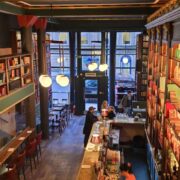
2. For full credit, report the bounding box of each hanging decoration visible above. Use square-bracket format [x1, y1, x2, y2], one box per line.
[56, 43, 70, 87]
[88, 40, 108, 72]
[99, 64, 108, 71]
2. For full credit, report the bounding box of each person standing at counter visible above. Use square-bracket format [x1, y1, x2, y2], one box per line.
[83, 106, 98, 148]
[101, 100, 109, 119]
[101, 100, 108, 110]
[107, 106, 116, 119]
[120, 90, 133, 116]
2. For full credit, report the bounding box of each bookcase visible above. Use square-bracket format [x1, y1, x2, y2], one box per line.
[0, 54, 33, 98]
[146, 22, 180, 179]
[136, 33, 149, 101]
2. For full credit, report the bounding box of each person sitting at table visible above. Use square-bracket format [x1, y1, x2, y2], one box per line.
[83, 106, 98, 148]
[107, 106, 116, 119]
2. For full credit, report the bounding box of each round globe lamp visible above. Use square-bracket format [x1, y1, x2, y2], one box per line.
[99, 64, 108, 72]
[39, 74, 52, 88]
[56, 74, 69, 87]
[122, 57, 129, 64]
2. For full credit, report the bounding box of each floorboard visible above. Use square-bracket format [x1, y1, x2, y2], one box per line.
[25, 115, 85, 180]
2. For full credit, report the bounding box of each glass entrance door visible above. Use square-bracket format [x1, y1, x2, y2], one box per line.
[84, 77, 108, 112]
[74, 76, 108, 114]
[84, 79, 98, 111]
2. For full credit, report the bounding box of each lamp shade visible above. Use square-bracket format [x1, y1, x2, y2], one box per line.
[56, 74, 69, 87]
[99, 64, 108, 71]
[88, 62, 98, 71]
[122, 57, 129, 64]
[88, 63, 95, 71]
[39, 74, 52, 88]
[92, 62, 98, 69]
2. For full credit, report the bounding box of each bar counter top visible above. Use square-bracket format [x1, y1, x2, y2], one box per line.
[0, 127, 34, 166]
[77, 116, 146, 179]
[77, 121, 104, 180]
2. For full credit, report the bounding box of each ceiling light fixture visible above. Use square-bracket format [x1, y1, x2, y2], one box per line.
[56, 42, 69, 87]
[39, 74, 52, 88]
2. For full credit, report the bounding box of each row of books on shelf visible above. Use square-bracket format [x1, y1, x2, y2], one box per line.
[0, 86, 6, 96]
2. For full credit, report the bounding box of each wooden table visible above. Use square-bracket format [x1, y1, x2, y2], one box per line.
[0, 127, 34, 166]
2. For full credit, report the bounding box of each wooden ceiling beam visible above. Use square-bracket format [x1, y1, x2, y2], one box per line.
[26, 7, 157, 17]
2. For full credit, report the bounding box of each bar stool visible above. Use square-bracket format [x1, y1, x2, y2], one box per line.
[25, 139, 37, 173]
[36, 131, 42, 157]
[10, 150, 26, 180]
[0, 164, 18, 180]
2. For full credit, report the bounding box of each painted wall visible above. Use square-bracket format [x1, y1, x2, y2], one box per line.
[0, 107, 16, 136]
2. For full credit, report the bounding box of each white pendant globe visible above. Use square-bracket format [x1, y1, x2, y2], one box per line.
[88, 63, 95, 71]
[56, 74, 63, 84]
[88, 62, 98, 71]
[39, 74, 52, 88]
[56, 74, 69, 87]
[99, 64, 108, 72]
[122, 57, 129, 64]
[92, 62, 98, 70]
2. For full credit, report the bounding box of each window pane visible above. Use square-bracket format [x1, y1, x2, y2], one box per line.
[50, 32, 70, 104]
[85, 80, 98, 95]
[81, 32, 101, 49]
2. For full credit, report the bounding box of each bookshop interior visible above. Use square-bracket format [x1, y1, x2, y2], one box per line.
[0, 0, 180, 180]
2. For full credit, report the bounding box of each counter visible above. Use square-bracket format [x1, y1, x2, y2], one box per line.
[111, 117, 146, 143]
[77, 121, 120, 180]
[77, 117, 146, 179]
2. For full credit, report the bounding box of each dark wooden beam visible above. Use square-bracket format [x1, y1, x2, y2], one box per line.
[69, 32, 76, 108]
[37, 29, 49, 139]
[27, 7, 157, 16]
[0, 2, 25, 15]
[46, 20, 146, 32]
[109, 32, 116, 106]
[77, 32, 81, 75]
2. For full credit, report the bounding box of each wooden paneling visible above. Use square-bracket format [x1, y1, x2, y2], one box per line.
[0, 83, 34, 114]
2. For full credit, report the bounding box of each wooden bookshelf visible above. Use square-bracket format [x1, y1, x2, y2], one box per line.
[136, 33, 149, 101]
[0, 54, 33, 98]
[146, 21, 180, 179]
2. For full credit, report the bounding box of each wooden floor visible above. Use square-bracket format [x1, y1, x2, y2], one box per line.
[25, 115, 85, 180]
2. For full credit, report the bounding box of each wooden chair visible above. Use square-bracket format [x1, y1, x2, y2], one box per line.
[11, 150, 26, 180]
[25, 139, 37, 173]
[36, 131, 42, 157]
[0, 164, 18, 180]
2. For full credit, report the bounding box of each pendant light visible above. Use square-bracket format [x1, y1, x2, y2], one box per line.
[99, 63, 108, 71]
[122, 32, 129, 64]
[39, 74, 52, 88]
[39, 35, 52, 88]
[88, 40, 108, 72]
[56, 43, 69, 87]
[122, 57, 129, 64]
